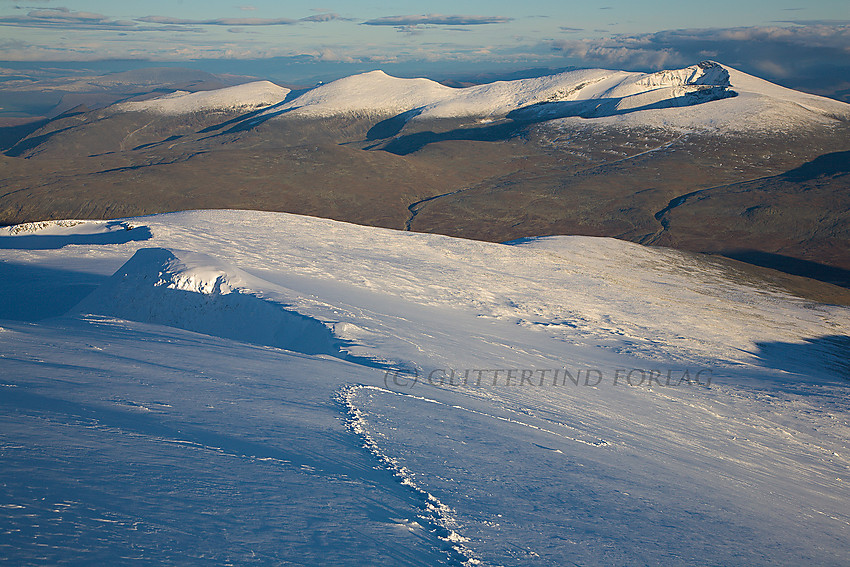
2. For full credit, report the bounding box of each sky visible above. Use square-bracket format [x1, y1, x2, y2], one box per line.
[0, 1, 848, 95]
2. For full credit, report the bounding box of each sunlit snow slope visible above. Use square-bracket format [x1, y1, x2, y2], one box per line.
[1, 210, 848, 566]
[115, 80, 290, 115]
[254, 61, 850, 132]
[104, 62, 850, 132]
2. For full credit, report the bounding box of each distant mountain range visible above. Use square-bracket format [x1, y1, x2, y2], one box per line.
[1, 61, 848, 288]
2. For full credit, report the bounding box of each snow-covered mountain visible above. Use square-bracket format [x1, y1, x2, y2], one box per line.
[3, 62, 849, 290]
[248, 61, 850, 132]
[115, 80, 290, 115]
[1, 210, 848, 565]
[107, 62, 850, 132]
[264, 63, 737, 119]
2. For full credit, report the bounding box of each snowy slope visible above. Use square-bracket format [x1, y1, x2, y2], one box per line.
[95, 62, 850, 132]
[1, 210, 849, 566]
[114, 80, 289, 115]
[274, 70, 456, 117]
[257, 61, 850, 132]
[2, 219, 136, 237]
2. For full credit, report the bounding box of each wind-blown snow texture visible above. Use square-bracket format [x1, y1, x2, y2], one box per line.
[1, 210, 849, 566]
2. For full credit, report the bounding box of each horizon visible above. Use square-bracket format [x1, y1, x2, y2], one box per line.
[1, 2, 849, 107]
[1, 55, 848, 121]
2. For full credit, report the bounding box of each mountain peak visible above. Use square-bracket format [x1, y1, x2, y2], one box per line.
[636, 61, 731, 89]
[81, 62, 850, 131]
[115, 80, 290, 115]
[252, 61, 850, 131]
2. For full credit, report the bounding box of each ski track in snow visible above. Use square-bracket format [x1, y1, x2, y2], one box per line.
[1, 210, 849, 565]
[337, 384, 480, 567]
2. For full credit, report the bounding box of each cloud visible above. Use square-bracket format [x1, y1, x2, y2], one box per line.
[551, 24, 850, 101]
[552, 24, 850, 69]
[2, 13, 846, 104]
[779, 19, 850, 26]
[137, 15, 298, 26]
[300, 13, 350, 23]
[314, 48, 356, 63]
[0, 7, 139, 30]
[363, 14, 513, 27]
[136, 13, 348, 26]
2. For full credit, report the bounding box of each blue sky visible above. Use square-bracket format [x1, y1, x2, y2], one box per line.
[0, 1, 848, 92]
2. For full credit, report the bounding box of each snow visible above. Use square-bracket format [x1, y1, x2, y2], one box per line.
[253, 61, 850, 132]
[114, 80, 289, 115]
[2, 219, 138, 237]
[71, 247, 353, 359]
[1, 209, 849, 565]
[99, 62, 850, 133]
[273, 70, 456, 117]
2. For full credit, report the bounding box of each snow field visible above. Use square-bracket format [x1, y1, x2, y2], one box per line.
[1, 210, 848, 565]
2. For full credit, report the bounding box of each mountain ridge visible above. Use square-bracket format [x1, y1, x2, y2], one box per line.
[1, 61, 848, 289]
[118, 61, 850, 132]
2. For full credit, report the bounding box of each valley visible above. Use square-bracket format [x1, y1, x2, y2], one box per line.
[2, 63, 848, 289]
